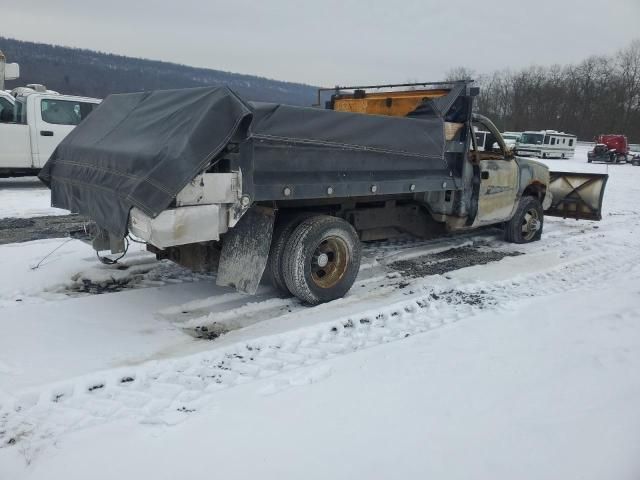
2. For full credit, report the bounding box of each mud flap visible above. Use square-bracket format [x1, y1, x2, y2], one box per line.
[216, 206, 275, 294]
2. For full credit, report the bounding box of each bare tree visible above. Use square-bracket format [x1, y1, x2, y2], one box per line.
[445, 39, 640, 141]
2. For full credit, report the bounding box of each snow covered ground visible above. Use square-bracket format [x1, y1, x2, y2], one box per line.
[0, 178, 69, 219]
[1, 145, 640, 479]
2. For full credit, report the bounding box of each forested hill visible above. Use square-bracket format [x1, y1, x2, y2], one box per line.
[0, 37, 317, 105]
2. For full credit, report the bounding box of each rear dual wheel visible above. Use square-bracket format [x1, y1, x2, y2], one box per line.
[267, 213, 311, 294]
[268, 215, 361, 305]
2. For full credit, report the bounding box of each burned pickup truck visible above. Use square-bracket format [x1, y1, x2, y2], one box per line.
[39, 81, 608, 304]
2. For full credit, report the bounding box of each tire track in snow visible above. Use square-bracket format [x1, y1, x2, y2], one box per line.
[2, 238, 640, 453]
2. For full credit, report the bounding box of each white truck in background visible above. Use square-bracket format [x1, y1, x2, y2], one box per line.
[0, 85, 101, 177]
[501, 131, 521, 149]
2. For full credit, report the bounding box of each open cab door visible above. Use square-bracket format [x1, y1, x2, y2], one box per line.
[546, 171, 608, 221]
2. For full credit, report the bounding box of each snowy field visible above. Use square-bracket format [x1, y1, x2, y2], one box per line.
[0, 178, 69, 219]
[1, 145, 640, 479]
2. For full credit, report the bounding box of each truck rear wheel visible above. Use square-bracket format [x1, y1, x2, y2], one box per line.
[283, 216, 361, 305]
[267, 213, 310, 294]
[504, 196, 544, 244]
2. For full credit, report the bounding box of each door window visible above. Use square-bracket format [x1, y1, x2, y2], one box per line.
[41, 99, 96, 125]
[0, 98, 14, 122]
[471, 120, 507, 159]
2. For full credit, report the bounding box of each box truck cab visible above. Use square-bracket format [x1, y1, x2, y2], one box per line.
[0, 87, 100, 177]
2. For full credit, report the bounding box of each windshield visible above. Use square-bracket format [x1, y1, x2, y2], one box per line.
[503, 134, 520, 141]
[518, 133, 544, 145]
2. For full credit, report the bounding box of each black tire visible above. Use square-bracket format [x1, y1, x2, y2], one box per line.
[267, 213, 311, 294]
[504, 196, 544, 244]
[283, 216, 361, 305]
[587, 157, 593, 163]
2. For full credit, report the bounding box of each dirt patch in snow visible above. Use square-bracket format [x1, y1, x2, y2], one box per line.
[423, 290, 495, 308]
[184, 324, 232, 340]
[0, 214, 90, 245]
[58, 261, 213, 296]
[390, 245, 523, 278]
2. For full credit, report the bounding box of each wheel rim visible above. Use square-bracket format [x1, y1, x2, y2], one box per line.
[310, 236, 349, 289]
[521, 208, 541, 241]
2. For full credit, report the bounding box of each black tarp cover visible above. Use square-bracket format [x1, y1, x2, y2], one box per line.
[40, 86, 449, 237]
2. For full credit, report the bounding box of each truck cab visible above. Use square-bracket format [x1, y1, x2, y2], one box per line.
[0, 87, 100, 177]
[588, 134, 629, 163]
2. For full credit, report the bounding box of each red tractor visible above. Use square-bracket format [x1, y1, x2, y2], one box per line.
[588, 134, 630, 163]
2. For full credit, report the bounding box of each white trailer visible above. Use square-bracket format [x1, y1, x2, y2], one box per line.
[0, 88, 100, 177]
[515, 130, 577, 159]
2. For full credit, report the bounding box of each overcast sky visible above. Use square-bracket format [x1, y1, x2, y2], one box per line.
[2, 0, 639, 86]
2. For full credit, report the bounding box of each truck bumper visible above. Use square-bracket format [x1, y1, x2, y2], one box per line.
[129, 205, 227, 248]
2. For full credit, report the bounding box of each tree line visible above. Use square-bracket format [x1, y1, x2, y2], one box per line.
[0, 37, 317, 106]
[447, 39, 640, 142]
[3, 36, 639, 141]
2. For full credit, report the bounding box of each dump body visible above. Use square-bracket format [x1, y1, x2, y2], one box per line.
[39, 85, 460, 237]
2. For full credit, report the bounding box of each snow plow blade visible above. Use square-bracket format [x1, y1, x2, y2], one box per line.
[546, 171, 608, 221]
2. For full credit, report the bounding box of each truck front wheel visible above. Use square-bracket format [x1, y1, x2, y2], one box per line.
[283, 216, 361, 305]
[504, 196, 544, 244]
